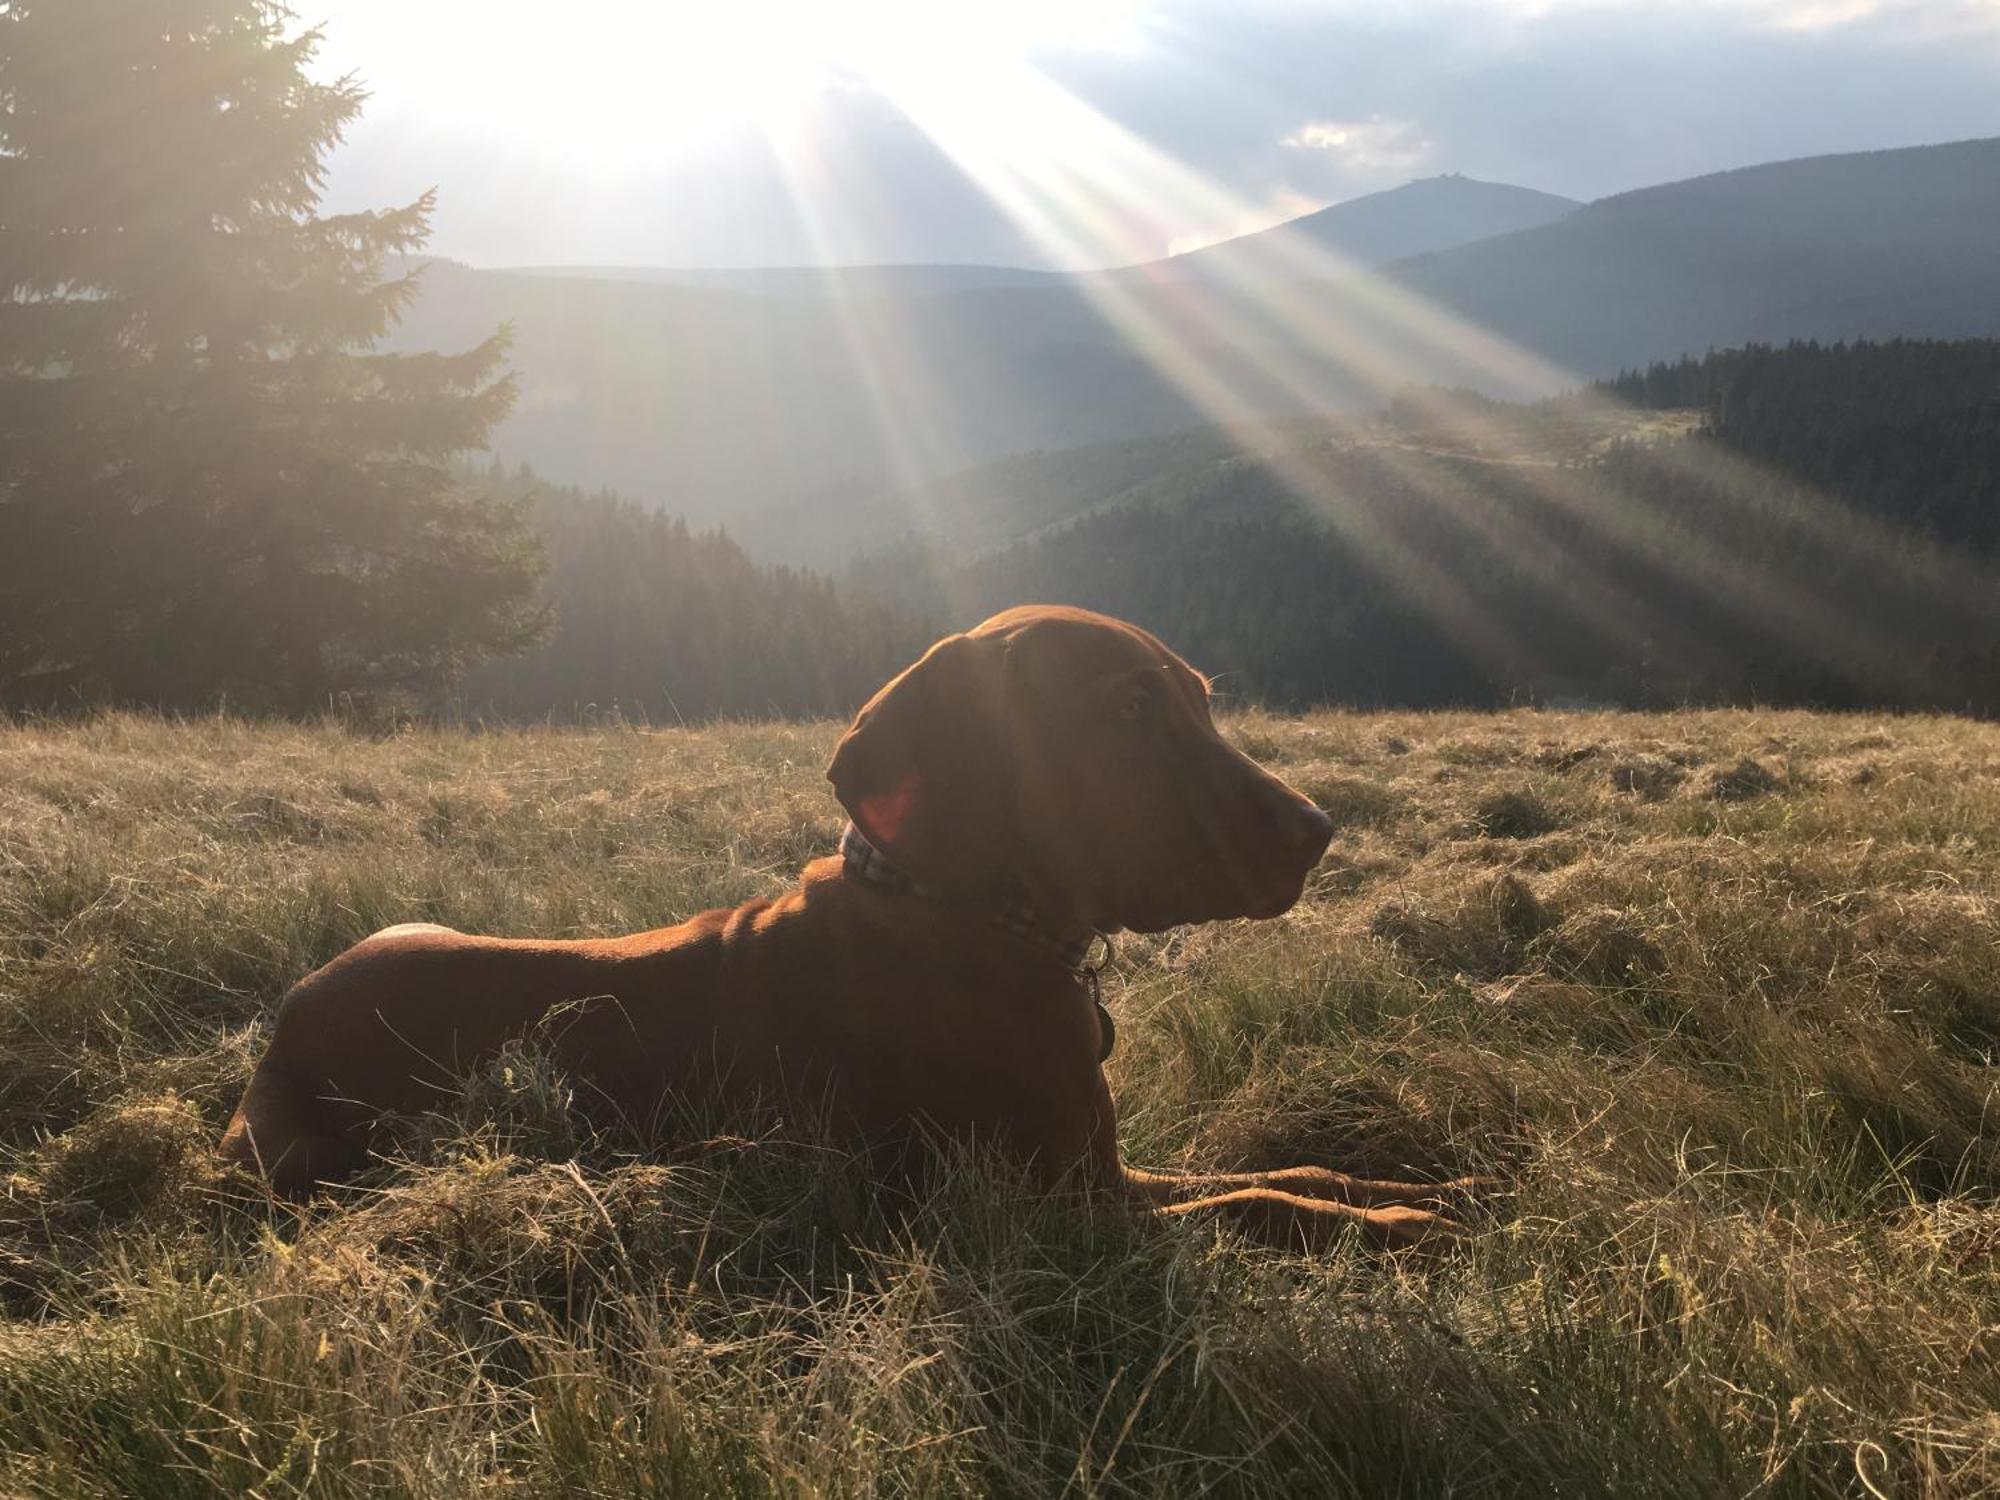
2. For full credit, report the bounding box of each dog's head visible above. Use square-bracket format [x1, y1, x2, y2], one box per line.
[828, 605, 1333, 934]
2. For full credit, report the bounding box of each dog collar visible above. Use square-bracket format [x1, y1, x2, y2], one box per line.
[838, 821, 1116, 1062]
[839, 822, 1104, 971]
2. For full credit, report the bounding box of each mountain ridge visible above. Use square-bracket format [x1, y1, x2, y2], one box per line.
[1387, 135, 2000, 371]
[381, 135, 2000, 536]
[1135, 174, 1579, 281]
[476, 173, 1577, 297]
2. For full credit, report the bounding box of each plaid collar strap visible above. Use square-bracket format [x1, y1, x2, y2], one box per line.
[839, 821, 1104, 974]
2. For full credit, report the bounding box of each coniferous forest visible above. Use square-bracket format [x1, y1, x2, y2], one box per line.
[456, 464, 931, 721]
[0, 0, 546, 715]
[819, 338, 2000, 715]
[414, 338, 2000, 724]
[1599, 339, 2000, 552]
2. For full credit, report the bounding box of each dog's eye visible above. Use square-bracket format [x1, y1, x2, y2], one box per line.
[1118, 690, 1149, 721]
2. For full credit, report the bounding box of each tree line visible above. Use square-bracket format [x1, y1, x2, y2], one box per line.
[455, 463, 929, 722]
[848, 340, 2000, 713]
[1601, 340, 2000, 552]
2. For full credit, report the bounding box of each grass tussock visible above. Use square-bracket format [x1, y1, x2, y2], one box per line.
[1, 707, 1998, 1496]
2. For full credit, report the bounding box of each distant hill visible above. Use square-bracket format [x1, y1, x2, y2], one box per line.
[501, 263, 1063, 298]
[389, 261, 1242, 528]
[1394, 137, 2000, 374]
[503, 176, 1576, 294]
[1136, 175, 1578, 281]
[385, 138, 2000, 536]
[833, 341, 2000, 712]
[731, 423, 1273, 566]
[770, 396, 1679, 569]
[410, 343, 2000, 717]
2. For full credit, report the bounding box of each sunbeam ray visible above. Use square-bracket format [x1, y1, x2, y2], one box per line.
[846, 44, 1997, 705]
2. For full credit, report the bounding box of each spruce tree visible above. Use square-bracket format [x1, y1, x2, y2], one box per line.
[0, 0, 546, 711]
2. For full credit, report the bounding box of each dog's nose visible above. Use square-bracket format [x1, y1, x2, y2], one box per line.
[1286, 800, 1335, 860]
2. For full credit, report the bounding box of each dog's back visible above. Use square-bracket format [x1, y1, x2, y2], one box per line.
[221, 857, 1109, 1194]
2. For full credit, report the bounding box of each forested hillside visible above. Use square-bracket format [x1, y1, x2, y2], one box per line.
[1601, 340, 2000, 550]
[735, 423, 1269, 566]
[386, 139, 2000, 531]
[386, 137, 2000, 536]
[473, 340, 1996, 720]
[837, 340, 2000, 712]
[458, 465, 930, 721]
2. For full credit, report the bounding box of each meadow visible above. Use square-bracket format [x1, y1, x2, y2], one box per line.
[0, 707, 1995, 1497]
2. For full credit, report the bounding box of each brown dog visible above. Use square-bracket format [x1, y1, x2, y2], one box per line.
[221, 605, 1465, 1247]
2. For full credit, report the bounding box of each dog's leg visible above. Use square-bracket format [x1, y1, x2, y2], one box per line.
[220, 1069, 368, 1199]
[1152, 1186, 1461, 1252]
[1123, 1164, 1485, 1212]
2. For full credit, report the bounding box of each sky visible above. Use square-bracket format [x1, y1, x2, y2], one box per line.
[310, 0, 2000, 271]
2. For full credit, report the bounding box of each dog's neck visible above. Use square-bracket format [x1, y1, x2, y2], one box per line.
[838, 821, 1103, 973]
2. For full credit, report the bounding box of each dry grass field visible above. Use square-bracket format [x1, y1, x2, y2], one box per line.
[1, 708, 1996, 1497]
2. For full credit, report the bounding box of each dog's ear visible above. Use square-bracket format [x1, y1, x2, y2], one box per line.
[828, 631, 1022, 905]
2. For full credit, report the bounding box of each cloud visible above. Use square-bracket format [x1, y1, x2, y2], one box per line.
[313, 0, 2000, 266]
[1750, 0, 2000, 38]
[1402, 0, 2000, 36]
[1282, 116, 1435, 174]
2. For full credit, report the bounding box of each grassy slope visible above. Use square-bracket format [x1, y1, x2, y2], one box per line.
[1, 710, 1996, 1497]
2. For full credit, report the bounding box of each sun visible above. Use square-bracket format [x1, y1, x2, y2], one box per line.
[317, 0, 1152, 165]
